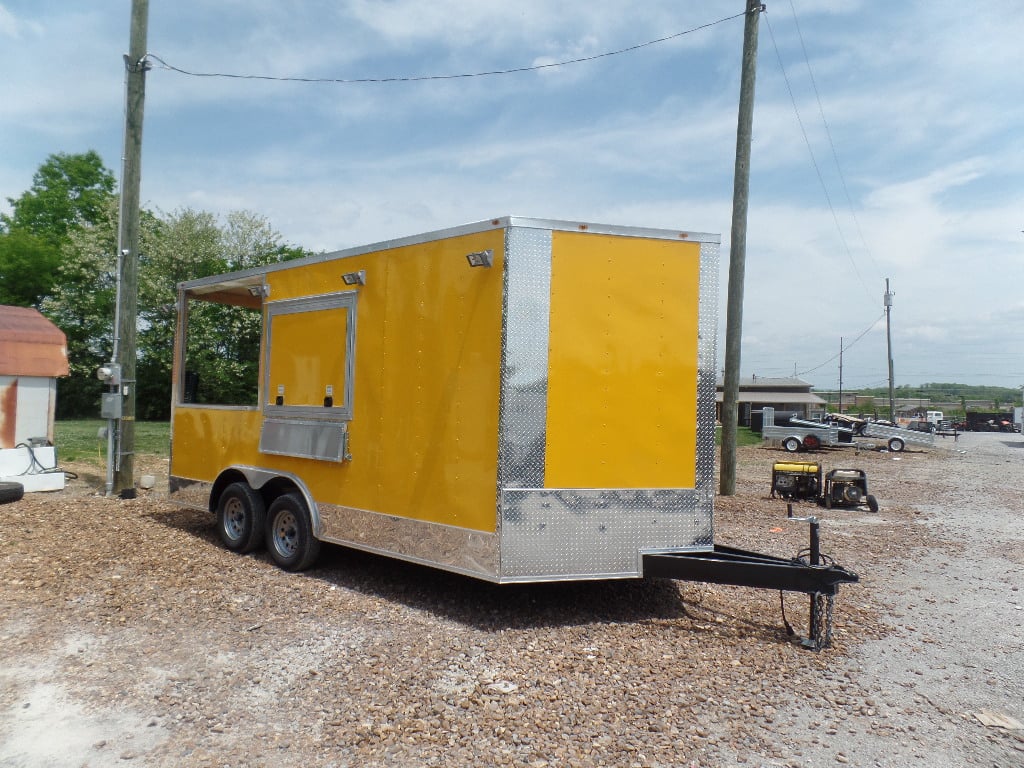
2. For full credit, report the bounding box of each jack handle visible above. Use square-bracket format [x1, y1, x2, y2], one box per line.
[787, 503, 821, 566]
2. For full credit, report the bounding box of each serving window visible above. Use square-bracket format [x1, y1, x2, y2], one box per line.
[263, 292, 358, 421]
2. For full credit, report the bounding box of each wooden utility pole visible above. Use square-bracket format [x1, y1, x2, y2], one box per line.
[838, 337, 844, 414]
[720, 0, 762, 496]
[884, 279, 895, 421]
[114, 0, 149, 495]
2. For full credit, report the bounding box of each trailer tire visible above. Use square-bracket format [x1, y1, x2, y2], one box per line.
[266, 492, 320, 572]
[0, 481, 24, 504]
[802, 434, 821, 450]
[217, 482, 266, 553]
[866, 494, 879, 513]
[783, 437, 801, 453]
[887, 437, 905, 453]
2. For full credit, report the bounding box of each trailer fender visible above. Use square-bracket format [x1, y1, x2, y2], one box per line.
[212, 466, 323, 540]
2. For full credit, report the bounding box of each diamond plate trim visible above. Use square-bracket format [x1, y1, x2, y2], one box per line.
[696, 240, 720, 515]
[497, 227, 552, 490]
[499, 488, 712, 580]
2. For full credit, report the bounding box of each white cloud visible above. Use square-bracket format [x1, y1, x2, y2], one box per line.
[1, 0, 1022, 388]
[0, 4, 43, 39]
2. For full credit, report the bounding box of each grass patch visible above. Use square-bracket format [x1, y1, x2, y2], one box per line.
[715, 426, 762, 447]
[56, 420, 170, 463]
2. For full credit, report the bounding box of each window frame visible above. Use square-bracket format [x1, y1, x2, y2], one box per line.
[262, 291, 359, 423]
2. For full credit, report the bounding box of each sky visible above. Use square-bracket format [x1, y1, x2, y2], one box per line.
[1, 1, 1022, 393]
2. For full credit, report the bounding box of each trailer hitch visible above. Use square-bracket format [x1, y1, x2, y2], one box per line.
[785, 504, 839, 650]
[642, 504, 858, 651]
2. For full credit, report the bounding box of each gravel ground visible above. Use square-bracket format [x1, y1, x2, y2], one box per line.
[1, 432, 1022, 767]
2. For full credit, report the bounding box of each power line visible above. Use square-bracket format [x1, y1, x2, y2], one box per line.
[145, 11, 746, 85]
[764, 13, 874, 302]
[795, 312, 885, 377]
[787, 0, 882, 280]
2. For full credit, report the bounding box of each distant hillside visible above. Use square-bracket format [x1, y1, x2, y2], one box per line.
[855, 383, 1021, 405]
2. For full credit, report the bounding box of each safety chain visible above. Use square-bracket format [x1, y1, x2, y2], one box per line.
[810, 592, 836, 650]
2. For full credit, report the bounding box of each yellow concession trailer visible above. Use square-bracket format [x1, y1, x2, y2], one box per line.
[170, 216, 721, 581]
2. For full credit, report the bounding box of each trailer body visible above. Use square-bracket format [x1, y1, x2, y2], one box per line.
[169, 217, 720, 582]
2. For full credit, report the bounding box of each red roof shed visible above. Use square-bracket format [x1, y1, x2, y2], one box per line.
[0, 306, 69, 377]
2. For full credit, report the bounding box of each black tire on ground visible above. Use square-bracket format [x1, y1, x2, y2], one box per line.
[265, 492, 321, 572]
[866, 494, 880, 514]
[0, 481, 24, 504]
[803, 434, 821, 450]
[216, 482, 266, 553]
[888, 437, 905, 453]
[783, 437, 801, 453]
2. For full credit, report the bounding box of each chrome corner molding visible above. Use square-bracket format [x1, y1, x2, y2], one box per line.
[498, 487, 713, 580]
[168, 476, 213, 510]
[695, 240, 720, 501]
[316, 502, 500, 581]
[497, 226, 553, 490]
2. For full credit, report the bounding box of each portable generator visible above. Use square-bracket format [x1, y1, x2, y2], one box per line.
[771, 463, 880, 513]
[822, 469, 879, 513]
[770, 462, 822, 501]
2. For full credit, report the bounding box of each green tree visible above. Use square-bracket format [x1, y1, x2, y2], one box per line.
[2, 150, 116, 241]
[0, 230, 51, 307]
[0, 151, 116, 308]
[41, 198, 162, 418]
[135, 209, 308, 419]
[23, 162, 308, 419]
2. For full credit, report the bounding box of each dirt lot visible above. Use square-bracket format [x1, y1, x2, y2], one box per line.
[1, 432, 1022, 767]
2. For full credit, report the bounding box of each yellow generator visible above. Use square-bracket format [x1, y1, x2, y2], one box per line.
[169, 217, 720, 581]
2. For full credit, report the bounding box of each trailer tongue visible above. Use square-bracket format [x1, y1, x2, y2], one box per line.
[644, 510, 858, 651]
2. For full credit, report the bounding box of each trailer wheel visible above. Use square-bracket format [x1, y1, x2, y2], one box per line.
[266, 492, 321, 572]
[783, 437, 801, 453]
[217, 482, 266, 553]
[866, 494, 879, 513]
[0, 481, 24, 504]
[802, 434, 821, 450]
[887, 437, 905, 453]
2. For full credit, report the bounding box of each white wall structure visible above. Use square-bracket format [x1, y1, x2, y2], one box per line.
[0, 306, 69, 492]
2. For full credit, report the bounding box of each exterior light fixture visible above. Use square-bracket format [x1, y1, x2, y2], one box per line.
[247, 284, 269, 298]
[466, 249, 493, 268]
[342, 270, 366, 286]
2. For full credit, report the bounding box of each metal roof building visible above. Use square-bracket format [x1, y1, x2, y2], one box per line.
[715, 376, 827, 426]
[0, 306, 68, 490]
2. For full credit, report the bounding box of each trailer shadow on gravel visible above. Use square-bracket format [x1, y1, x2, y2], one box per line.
[141, 504, 788, 641]
[309, 544, 784, 643]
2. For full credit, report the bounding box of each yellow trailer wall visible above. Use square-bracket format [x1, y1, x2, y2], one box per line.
[544, 232, 701, 489]
[172, 229, 505, 533]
